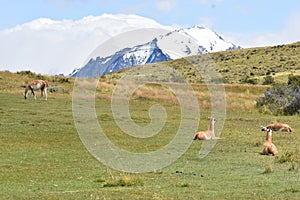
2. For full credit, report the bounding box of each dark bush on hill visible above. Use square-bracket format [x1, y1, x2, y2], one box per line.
[288, 74, 300, 86]
[240, 75, 258, 85]
[262, 75, 275, 85]
[256, 74, 300, 115]
[16, 70, 35, 76]
[17, 70, 46, 80]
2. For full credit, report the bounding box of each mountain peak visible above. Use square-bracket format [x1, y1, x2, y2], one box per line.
[192, 24, 206, 29]
[70, 25, 240, 77]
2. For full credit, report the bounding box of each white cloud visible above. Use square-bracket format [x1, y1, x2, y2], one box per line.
[222, 12, 300, 48]
[0, 14, 167, 75]
[155, 0, 177, 11]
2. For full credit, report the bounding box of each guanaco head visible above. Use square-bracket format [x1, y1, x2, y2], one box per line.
[208, 117, 217, 124]
[261, 126, 272, 135]
[260, 126, 267, 131]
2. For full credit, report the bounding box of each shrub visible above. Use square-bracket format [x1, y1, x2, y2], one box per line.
[288, 74, 300, 86]
[240, 76, 258, 85]
[257, 74, 300, 115]
[53, 76, 70, 83]
[17, 70, 35, 76]
[256, 84, 300, 115]
[262, 75, 275, 85]
[16, 70, 46, 81]
[35, 74, 46, 80]
[48, 86, 69, 94]
[103, 176, 143, 187]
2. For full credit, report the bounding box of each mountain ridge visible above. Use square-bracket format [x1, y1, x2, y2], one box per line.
[70, 25, 240, 77]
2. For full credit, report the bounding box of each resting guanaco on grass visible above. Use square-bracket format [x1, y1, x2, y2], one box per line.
[264, 122, 292, 132]
[261, 126, 278, 156]
[194, 117, 221, 140]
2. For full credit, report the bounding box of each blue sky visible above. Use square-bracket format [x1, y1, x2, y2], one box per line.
[1, 0, 299, 33]
[0, 0, 300, 74]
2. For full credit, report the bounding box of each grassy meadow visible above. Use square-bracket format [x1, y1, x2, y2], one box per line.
[1, 42, 300, 199]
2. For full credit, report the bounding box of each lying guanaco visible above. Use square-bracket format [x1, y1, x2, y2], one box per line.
[263, 122, 292, 132]
[194, 117, 221, 140]
[261, 126, 278, 156]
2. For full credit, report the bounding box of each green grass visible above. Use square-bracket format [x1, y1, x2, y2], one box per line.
[1, 76, 300, 199]
[1, 40, 300, 198]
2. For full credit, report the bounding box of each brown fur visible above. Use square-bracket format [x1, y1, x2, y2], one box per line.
[262, 128, 278, 156]
[24, 80, 48, 100]
[265, 123, 292, 132]
[194, 117, 221, 140]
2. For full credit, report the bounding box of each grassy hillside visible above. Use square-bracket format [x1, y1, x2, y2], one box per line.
[209, 41, 300, 84]
[0, 70, 74, 96]
[1, 42, 300, 199]
[102, 41, 300, 84]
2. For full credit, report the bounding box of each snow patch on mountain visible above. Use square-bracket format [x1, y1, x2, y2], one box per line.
[70, 39, 171, 77]
[70, 24, 241, 77]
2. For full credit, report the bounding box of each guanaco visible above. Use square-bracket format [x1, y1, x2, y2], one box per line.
[261, 126, 278, 156]
[24, 80, 48, 100]
[194, 117, 221, 140]
[264, 122, 292, 132]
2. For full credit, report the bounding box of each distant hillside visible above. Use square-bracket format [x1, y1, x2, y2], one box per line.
[102, 41, 300, 84]
[1, 41, 300, 94]
[209, 41, 300, 84]
[0, 70, 73, 95]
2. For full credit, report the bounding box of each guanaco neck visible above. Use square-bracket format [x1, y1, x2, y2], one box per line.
[266, 131, 272, 143]
[209, 121, 214, 131]
[208, 119, 215, 137]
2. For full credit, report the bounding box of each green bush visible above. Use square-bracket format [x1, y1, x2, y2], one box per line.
[240, 76, 258, 85]
[103, 176, 143, 187]
[262, 75, 275, 85]
[52, 76, 70, 83]
[16, 70, 46, 81]
[256, 84, 300, 115]
[288, 74, 300, 86]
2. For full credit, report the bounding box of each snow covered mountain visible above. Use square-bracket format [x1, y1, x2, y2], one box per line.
[70, 25, 240, 77]
[70, 39, 171, 77]
[161, 25, 239, 56]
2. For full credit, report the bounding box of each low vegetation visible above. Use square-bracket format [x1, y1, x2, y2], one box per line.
[103, 175, 144, 187]
[256, 74, 300, 115]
